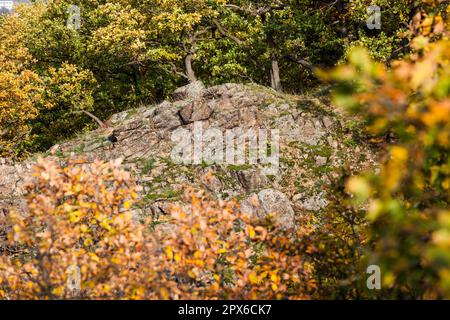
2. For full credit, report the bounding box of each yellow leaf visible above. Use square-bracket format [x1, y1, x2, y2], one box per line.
[165, 246, 173, 260]
[188, 270, 196, 278]
[411, 55, 436, 90]
[248, 271, 258, 284]
[123, 200, 132, 210]
[160, 288, 170, 300]
[88, 252, 100, 262]
[247, 226, 256, 239]
[270, 273, 278, 283]
[391, 146, 408, 162]
[346, 176, 371, 201]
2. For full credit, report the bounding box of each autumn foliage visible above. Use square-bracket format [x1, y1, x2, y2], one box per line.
[0, 11, 43, 157]
[326, 0, 450, 298]
[0, 0, 419, 157]
[1, 0, 450, 300]
[0, 158, 314, 299]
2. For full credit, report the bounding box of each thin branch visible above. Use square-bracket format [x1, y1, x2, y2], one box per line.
[75, 110, 105, 128]
[166, 62, 189, 79]
[224, 3, 286, 16]
[213, 19, 244, 45]
[224, 4, 256, 16]
[284, 54, 315, 72]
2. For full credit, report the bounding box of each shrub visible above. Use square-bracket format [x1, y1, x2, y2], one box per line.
[0, 11, 44, 158]
[325, 1, 450, 298]
[0, 158, 315, 299]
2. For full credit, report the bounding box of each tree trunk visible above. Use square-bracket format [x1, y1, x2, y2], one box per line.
[184, 33, 198, 83]
[265, 21, 282, 91]
[184, 52, 197, 83]
[270, 52, 282, 91]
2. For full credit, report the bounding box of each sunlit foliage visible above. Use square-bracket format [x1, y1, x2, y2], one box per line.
[0, 0, 395, 155]
[327, 0, 450, 298]
[0, 10, 43, 157]
[0, 159, 315, 299]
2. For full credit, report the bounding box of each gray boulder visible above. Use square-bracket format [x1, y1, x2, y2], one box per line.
[153, 101, 182, 131]
[241, 189, 295, 230]
[173, 81, 205, 101]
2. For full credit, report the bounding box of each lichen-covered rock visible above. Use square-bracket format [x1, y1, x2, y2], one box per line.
[172, 81, 205, 101]
[293, 192, 329, 212]
[0, 162, 31, 213]
[241, 189, 296, 230]
[179, 100, 213, 124]
[0, 165, 20, 197]
[0, 82, 378, 227]
[234, 170, 269, 192]
[153, 101, 182, 132]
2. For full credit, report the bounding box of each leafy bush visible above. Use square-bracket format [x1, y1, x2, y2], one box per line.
[0, 1, 423, 156]
[326, 1, 450, 298]
[0, 12, 44, 158]
[0, 159, 315, 299]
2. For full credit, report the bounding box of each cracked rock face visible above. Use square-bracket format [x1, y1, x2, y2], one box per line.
[241, 189, 296, 230]
[233, 170, 269, 192]
[0, 165, 20, 197]
[0, 82, 378, 230]
[153, 101, 182, 132]
[179, 100, 213, 124]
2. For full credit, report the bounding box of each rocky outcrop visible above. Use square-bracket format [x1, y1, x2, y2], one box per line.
[241, 189, 296, 230]
[153, 101, 182, 132]
[0, 82, 378, 229]
[179, 100, 213, 124]
[173, 81, 206, 101]
[293, 192, 329, 212]
[0, 161, 31, 213]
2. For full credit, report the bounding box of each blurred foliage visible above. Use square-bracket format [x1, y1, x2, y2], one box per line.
[340, 0, 415, 62]
[0, 159, 316, 299]
[0, 9, 44, 158]
[324, 0, 450, 299]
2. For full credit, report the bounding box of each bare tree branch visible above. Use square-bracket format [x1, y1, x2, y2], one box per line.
[284, 54, 315, 72]
[74, 110, 105, 128]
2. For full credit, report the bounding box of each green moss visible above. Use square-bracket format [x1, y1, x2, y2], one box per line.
[73, 143, 85, 154]
[55, 148, 64, 158]
[314, 179, 325, 189]
[313, 165, 333, 175]
[280, 156, 296, 167]
[305, 143, 333, 158]
[358, 153, 367, 162]
[144, 188, 182, 202]
[295, 98, 333, 117]
[344, 137, 358, 148]
[279, 110, 292, 117]
[125, 108, 140, 120]
[159, 156, 177, 168]
[148, 220, 167, 231]
[294, 180, 308, 194]
[226, 164, 253, 171]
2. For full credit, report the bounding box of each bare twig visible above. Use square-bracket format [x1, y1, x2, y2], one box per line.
[75, 110, 105, 128]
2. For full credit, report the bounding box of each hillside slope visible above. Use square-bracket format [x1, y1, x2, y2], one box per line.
[0, 82, 378, 229]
